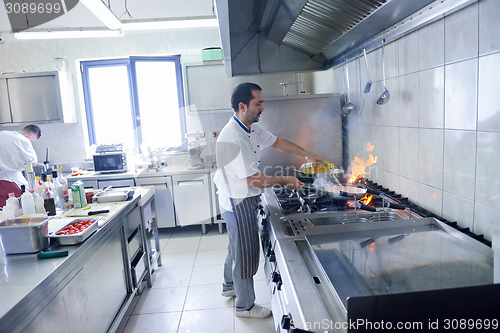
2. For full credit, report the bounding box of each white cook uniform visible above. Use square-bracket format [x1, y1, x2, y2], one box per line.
[0, 130, 38, 187]
[214, 116, 277, 212]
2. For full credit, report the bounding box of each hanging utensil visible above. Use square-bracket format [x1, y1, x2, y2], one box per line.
[376, 40, 390, 105]
[342, 60, 354, 115]
[362, 49, 372, 93]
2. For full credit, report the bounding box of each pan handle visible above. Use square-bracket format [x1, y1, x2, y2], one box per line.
[383, 202, 405, 210]
[366, 188, 380, 195]
[358, 203, 376, 212]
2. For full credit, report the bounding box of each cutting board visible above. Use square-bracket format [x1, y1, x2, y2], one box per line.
[58, 202, 128, 228]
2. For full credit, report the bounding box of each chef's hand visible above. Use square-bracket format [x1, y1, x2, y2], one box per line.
[305, 153, 325, 165]
[281, 176, 304, 190]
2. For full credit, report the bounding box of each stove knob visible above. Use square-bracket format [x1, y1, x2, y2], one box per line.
[271, 272, 281, 284]
[281, 314, 292, 330]
[269, 254, 276, 263]
[266, 248, 274, 257]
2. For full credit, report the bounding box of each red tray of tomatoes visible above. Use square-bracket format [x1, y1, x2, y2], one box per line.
[50, 217, 101, 245]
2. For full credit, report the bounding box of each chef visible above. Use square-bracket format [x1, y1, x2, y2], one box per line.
[0, 125, 41, 207]
[214, 82, 324, 319]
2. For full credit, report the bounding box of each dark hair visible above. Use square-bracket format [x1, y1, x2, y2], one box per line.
[22, 125, 42, 139]
[230, 82, 262, 112]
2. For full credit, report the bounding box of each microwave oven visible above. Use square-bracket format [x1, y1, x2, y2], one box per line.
[93, 152, 127, 173]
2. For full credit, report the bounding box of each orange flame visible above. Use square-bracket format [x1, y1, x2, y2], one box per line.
[348, 142, 378, 183]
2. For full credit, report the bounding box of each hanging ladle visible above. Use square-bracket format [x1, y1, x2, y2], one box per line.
[376, 40, 390, 105]
[342, 60, 354, 115]
[362, 49, 372, 93]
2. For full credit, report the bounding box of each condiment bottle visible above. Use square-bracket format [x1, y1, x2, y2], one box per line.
[56, 166, 70, 209]
[21, 191, 36, 216]
[34, 194, 45, 214]
[6, 193, 20, 209]
[40, 173, 56, 216]
[52, 170, 65, 210]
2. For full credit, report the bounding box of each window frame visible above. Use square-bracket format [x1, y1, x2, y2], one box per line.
[80, 55, 186, 152]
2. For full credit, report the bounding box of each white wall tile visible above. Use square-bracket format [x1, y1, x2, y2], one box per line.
[478, 0, 500, 56]
[475, 132, 500, 208]
[37, 40, 57, 67]
[444, 58, 478, 130]
[398, 176, 418, 203]
[418, 67, 444, 129]
[398, 73, 418, 127]
[112, 35, 131, 57]
[166, 31, 187, 56]
[385, 39, 398, 80]
[20, 42, 41, 67]
[445, 3, 478, 64]
[418, 19, 445, 71]
[398, 31, 419, 76]
[56, 39, 76, 62]
[2, 43, 22, 68]
[417, 182, 443, 216]
[73, 38, 94, 60]
[203, 28, 221, 48]
[129, 33, 150, 55]
[92, 37, 113, 58]
[473, 202, 500, 241]
[443, 130, 476, 200]
[418, 128, 443, 188]
[383, 171, 398, 193]
[477, 52, 500, 132]
[0, 46, 4, 71]
[398, 127, 418, 181]
[148, 32, 169, 55]
[442, 192, 474, 230]
[383, 126, 398, 174]
[185, 30, 205, 56]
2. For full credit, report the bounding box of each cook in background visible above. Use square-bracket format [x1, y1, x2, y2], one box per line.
[0, 125, 41, 207]
[214, 82, 324, 319]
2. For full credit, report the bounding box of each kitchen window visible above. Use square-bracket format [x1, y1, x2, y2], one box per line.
[80, 56, 186, 153]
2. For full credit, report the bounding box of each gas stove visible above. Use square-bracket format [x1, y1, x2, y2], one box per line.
[258, 178, 497, 332]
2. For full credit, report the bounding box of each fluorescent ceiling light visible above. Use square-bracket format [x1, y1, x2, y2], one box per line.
[121, 18, 218, 31]
[80, 0, 121, 30]
[13, 29, 124, 40]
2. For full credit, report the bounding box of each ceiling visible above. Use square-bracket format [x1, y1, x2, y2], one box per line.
[0, 0, 215, 33]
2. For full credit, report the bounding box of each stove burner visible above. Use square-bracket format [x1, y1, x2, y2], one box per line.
[273, 186, 346, 214]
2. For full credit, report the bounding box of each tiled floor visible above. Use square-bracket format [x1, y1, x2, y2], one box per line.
[117, 224, 275, 333]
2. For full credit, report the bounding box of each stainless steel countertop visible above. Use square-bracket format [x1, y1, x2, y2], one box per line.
[0, 191, 143, 326]
[66, 165, 215, 182]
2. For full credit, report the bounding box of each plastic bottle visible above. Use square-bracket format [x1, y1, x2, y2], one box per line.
[52, 170, 65, 210]
[6, 193, 20, 209]
[21, 191, 36, 216]
[40, 173, 56, 216]
[34, 176, 44, 198]
[34, 195, 45, 214]
[2, 205, 16, 219]
[56, 166, 70, 209]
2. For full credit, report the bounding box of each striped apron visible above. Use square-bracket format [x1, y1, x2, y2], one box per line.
[230, 196, 260, 279]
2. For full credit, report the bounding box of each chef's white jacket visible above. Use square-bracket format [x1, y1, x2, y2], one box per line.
[0, 130, 38, 187]
[214, 116, 277, 212]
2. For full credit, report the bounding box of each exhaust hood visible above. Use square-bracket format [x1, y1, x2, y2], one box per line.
[215, 0, 457, 77]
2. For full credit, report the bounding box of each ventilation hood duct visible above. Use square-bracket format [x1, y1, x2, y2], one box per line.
[215, 0, 469, 77]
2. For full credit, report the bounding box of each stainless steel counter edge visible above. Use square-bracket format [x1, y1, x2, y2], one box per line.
[67, 166, 215, 182]
[0, 194, 141, 333]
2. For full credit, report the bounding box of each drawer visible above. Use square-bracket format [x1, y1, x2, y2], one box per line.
[128, 227, 142, 261]
[131, 251, 146, 288]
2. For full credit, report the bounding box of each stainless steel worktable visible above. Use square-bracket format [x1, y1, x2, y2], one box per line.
[0, 191, 144, 333]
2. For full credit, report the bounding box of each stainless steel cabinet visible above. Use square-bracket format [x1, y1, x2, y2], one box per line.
[135, 176, 175, 228]
[0, 71, 76, 126]
[172, 173, 212, 226]
[98, 178, 136, 189]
